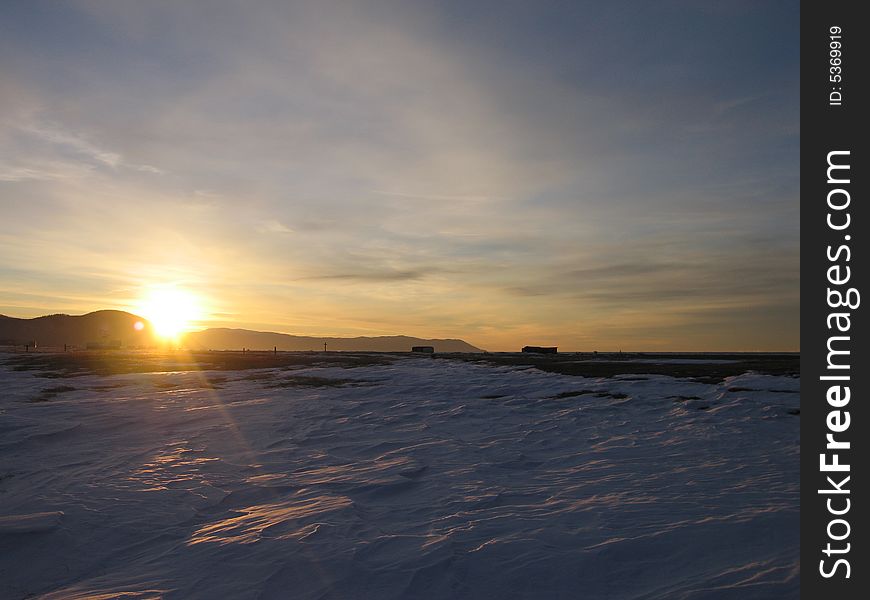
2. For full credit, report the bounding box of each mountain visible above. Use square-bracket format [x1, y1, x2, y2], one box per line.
[182, 328, 483, 353]
[0, 312, 484, 352]
[0, 310, 156, 348]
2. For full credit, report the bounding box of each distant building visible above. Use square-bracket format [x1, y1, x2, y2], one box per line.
[412, 346, 435, 353]
[522, 346, 557, 354]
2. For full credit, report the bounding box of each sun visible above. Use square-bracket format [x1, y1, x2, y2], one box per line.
[136, 287, 203, 339]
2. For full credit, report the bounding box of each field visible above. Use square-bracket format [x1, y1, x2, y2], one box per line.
[1, 351, 799, 599]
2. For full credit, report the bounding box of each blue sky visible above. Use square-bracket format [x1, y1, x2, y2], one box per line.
[0, 0, 799, 350]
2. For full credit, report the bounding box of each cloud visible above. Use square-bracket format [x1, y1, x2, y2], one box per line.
[300, 270, 429, 283]
[0, 108, 166, 182]
[257, 220, 294, 235]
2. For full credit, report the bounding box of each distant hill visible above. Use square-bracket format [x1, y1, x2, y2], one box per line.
[183, 328, 483, 353]
[0, 310, 156, 348]
[0, 312, 483, 353]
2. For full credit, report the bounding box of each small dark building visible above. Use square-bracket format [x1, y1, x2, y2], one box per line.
[412, 346, 435, 353]
[522, 346, 557, 354]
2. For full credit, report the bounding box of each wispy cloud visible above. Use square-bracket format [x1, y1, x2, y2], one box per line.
[1, 113, 165, 182]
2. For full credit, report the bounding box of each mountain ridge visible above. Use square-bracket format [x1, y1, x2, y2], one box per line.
[0, 310, 154, 348]
[0, 312, 483, 353]
[182, 327, 482, 353]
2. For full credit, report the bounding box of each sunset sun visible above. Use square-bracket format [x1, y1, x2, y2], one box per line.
[136, 287, 203, 339]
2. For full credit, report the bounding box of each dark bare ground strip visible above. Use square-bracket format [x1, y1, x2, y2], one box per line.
[2, 350, 398, 378]
[433, 352, 800, 383]
[3, 350, 799, 383]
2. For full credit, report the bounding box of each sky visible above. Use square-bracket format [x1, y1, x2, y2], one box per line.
[0, 0, 799, 351]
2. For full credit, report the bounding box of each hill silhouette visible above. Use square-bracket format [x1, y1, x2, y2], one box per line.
[182, 328, 483, 353]
[0, 310, 156, 348]
[0, 312, 483, 352]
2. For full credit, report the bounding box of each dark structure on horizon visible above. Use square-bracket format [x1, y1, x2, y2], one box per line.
[411, 346, 435, 353]
[522, 346, 558, 354]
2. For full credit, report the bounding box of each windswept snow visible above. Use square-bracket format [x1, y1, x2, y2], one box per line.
[0, 357, 799, 599]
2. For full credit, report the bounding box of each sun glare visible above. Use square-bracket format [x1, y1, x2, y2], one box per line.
[137, 287, 203, 339]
